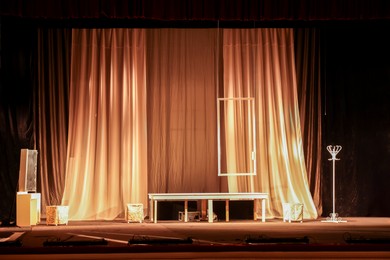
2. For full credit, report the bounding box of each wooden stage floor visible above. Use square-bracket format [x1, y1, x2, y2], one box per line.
[1, 217, 390, 259]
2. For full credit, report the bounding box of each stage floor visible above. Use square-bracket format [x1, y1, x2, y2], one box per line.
[1, 217, 390, 259]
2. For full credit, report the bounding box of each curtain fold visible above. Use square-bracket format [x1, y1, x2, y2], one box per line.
[146, 29, 223, 193]
[221, 29, 258, 193]
[37, 28, 70, 212]
[61, 29, 148, 220]
[222, 28, 318, 219]
[295, 28, 323, 216]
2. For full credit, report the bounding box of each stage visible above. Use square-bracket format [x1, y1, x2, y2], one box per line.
[1, 217, 390, 259]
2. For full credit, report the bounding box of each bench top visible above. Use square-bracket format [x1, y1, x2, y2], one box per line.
[148, 192, 268, 200]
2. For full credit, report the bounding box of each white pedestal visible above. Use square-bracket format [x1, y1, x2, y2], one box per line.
[282, 202, 303, 223]
[16, 192, 41, 227]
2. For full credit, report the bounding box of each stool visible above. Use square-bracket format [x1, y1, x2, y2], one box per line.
[46, 205, 69, 225]
[126, 203, 144, 223]
[282, 203, 303, 223]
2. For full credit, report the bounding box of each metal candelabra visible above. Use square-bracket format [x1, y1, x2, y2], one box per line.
[322, 145, 347, 223]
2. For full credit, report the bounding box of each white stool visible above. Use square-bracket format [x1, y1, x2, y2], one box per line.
[126, 203, 144, 223]
[282, 203, 303, 223]
[46, 205, 69, 225]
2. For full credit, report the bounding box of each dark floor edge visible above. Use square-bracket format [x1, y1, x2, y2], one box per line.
[1, 243, 390, 255]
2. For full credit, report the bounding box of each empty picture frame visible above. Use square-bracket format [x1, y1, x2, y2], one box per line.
[217, 97, 256, 176]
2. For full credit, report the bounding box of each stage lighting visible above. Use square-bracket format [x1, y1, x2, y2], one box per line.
[128, 236, 193, 245]
[245, 235, 310, 244]
[0, 219, 16, 227]
[43, 238, 108, 246]
[0, 240, 22, 247]
[345, 237, 390, 244]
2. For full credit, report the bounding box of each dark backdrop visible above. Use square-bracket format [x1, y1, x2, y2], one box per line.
[322, 24, 390, 217]
[0, 19, 36, 224]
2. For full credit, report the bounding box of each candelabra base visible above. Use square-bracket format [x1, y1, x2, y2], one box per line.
[321, 213, 347, 223]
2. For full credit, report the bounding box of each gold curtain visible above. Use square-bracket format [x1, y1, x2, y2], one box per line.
[61, 29, 148, 220]
[222, 29, 318, 219]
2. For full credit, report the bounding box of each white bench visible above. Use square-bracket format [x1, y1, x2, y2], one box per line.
[148, 192, 268, 223]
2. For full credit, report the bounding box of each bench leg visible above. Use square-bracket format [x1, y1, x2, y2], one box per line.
[253, 199, 258, 220]
[154, 200, 158, 223]
[201, 200, 207, 220]
[262, 198, 266, 222]
[184, 200, 188, 222]
[225, 200, 229, 222]
[208, 200, 213, 223]
[149, 199, 154, 222]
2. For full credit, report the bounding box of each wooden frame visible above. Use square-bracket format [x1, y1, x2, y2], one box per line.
[217, 98, 257, 176]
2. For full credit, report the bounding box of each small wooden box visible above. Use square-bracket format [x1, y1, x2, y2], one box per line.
[46, 205, 69, 225]
[178, 211, 201, 222]
[126, 203, 144, 223]
[282, 203, 303, 223]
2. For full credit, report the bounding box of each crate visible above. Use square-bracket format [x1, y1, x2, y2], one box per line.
[126, 203, 144, 223]
[46, 205, 69, 225]
[178, 211, 200, 222]
[282, 203, 303, 223]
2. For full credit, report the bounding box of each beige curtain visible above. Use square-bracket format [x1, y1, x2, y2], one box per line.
[146, 29, 223, 193]
[37, 28, 320, 221]
[223, 29, 318, 219]
[61, 29, 148, 220]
